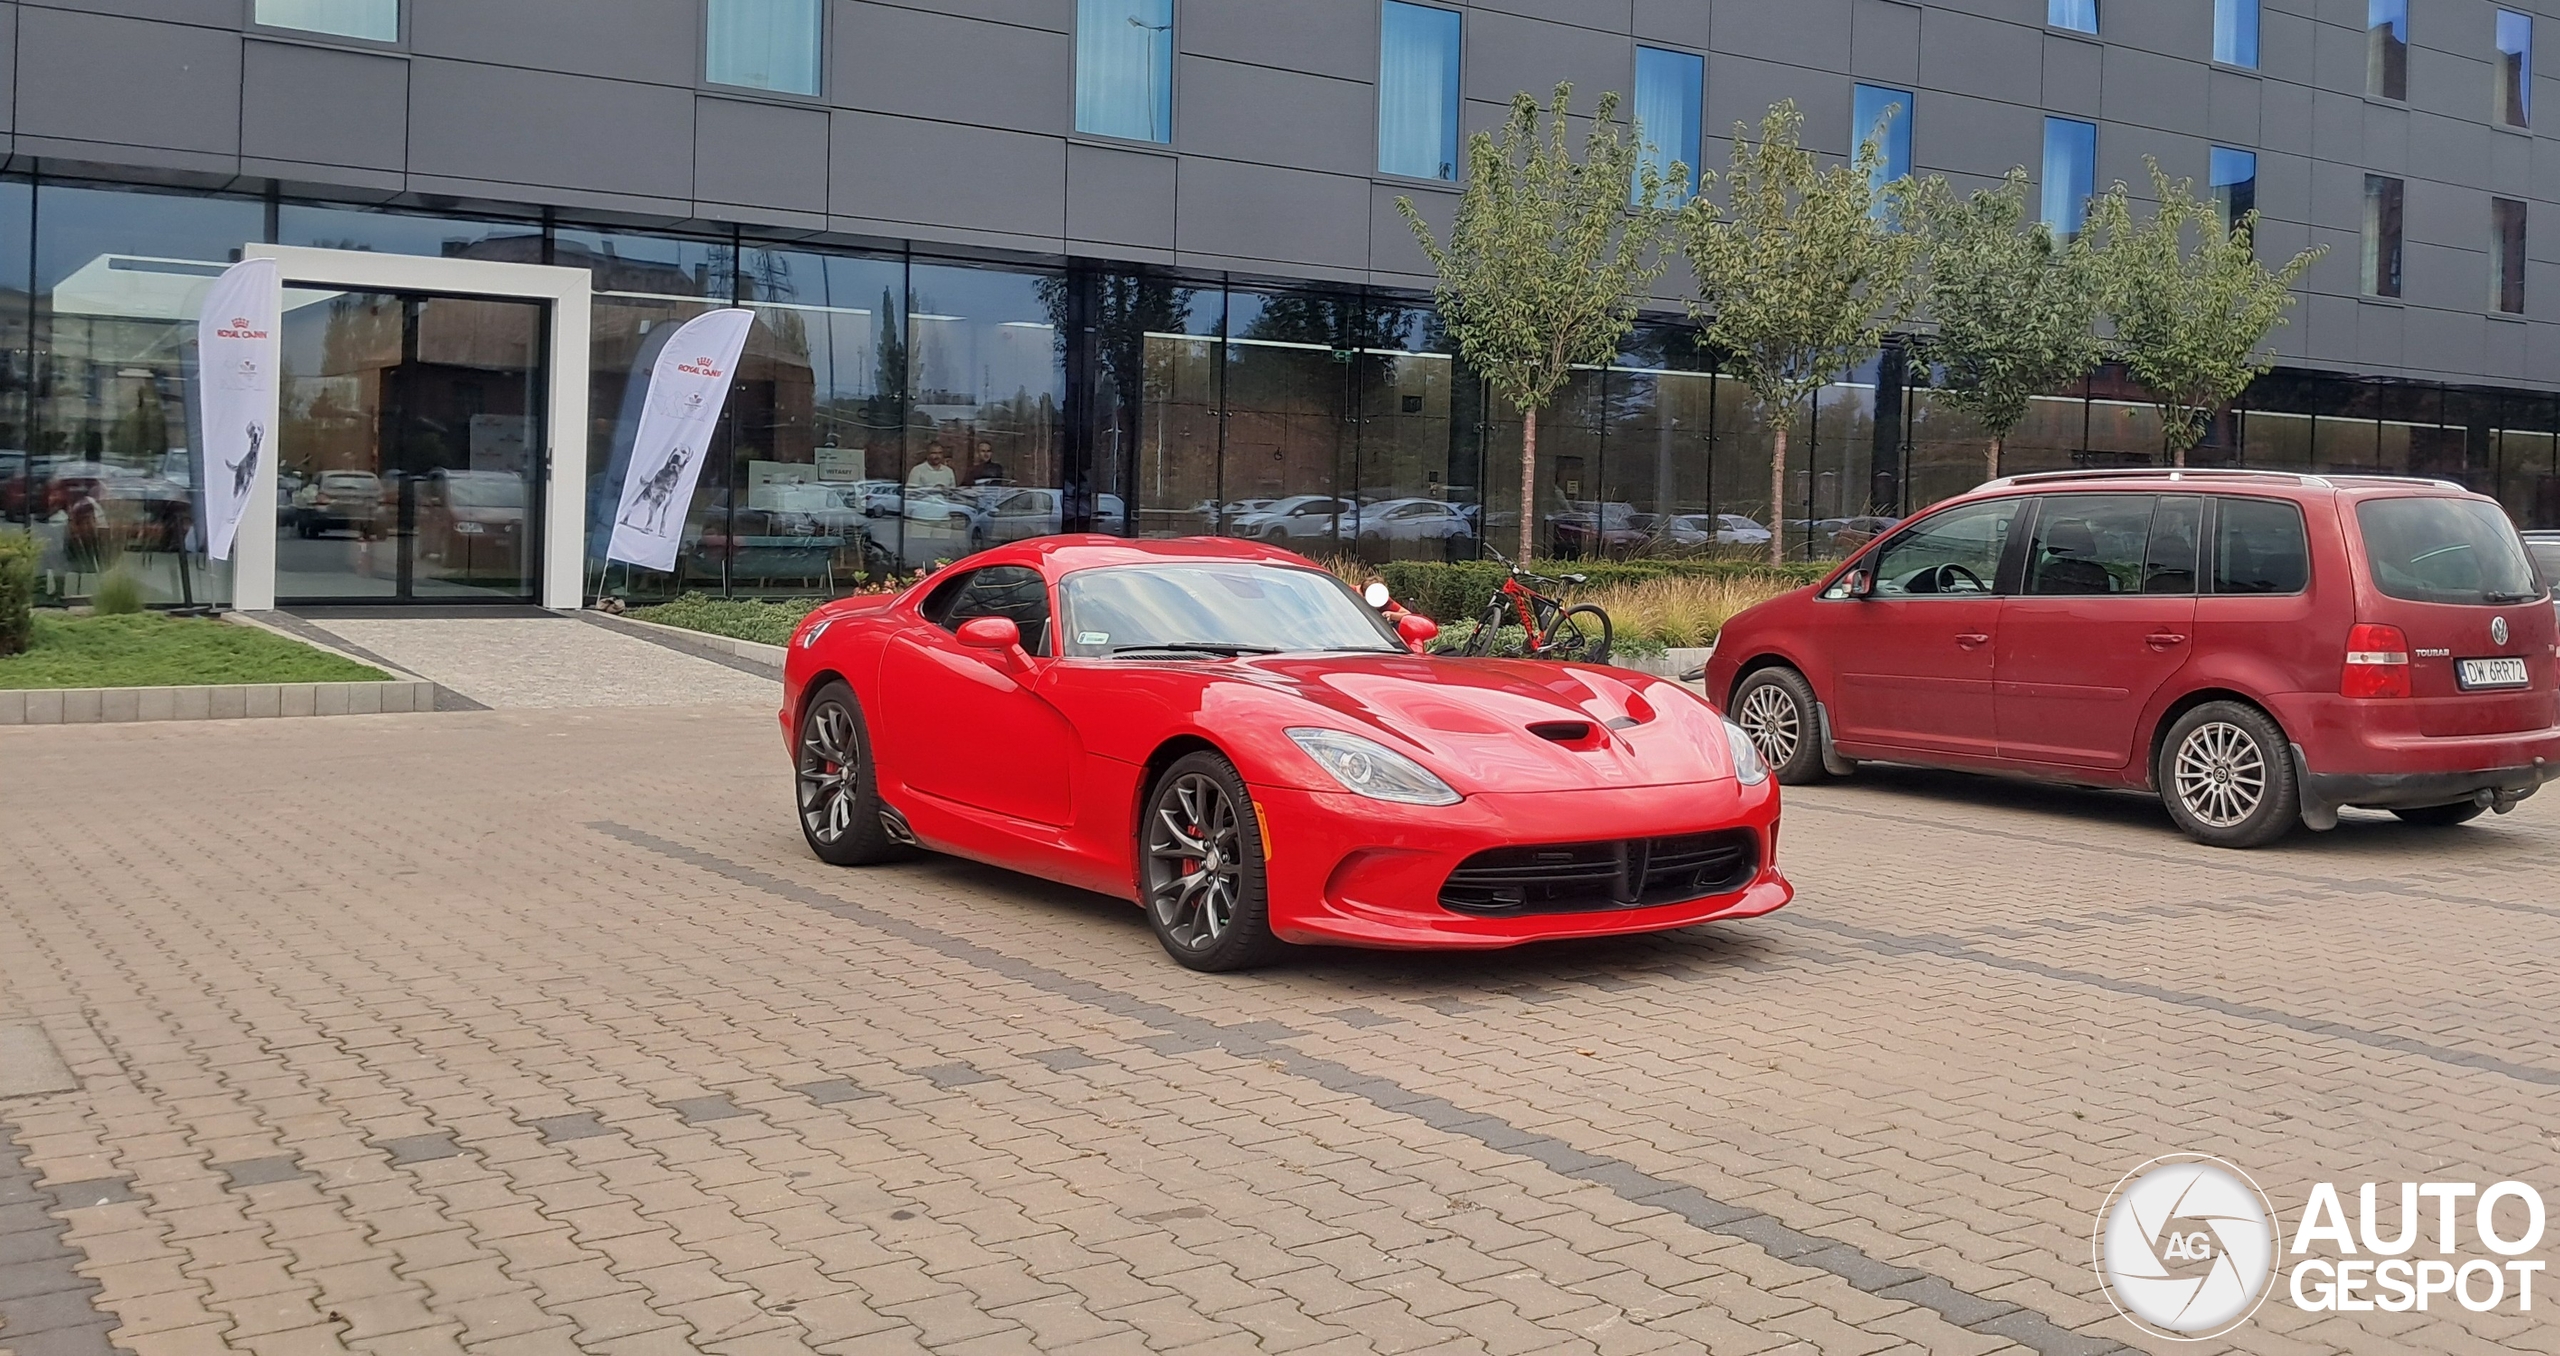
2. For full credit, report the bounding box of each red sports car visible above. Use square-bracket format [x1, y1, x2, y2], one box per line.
[779, 537, 1791, 970]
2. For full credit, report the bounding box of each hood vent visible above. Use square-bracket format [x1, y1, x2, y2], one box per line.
[1527, 720, 1597, 744]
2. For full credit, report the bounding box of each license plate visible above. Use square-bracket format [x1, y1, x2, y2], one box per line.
[2458, 657, 2530, 690]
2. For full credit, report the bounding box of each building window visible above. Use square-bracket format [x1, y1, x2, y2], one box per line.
[2210, 148, 2258, 236]
[2041, 117, 2097, 238]
[253, 0, 397, 42]
[706, 0, 821, 95]
[2364, 175, 2404, 298]
[2369, 0, 2408, 101]
[1075, 0, 1174, 142]
[2215, 0, 2259, 68]
[2049, 0, 2097, 35]
[2494, 198, 2528, 314]
[1379, 2, 1461, 181]
[1633, 47, 1704, 205]
[1854, 84, 1915, 193]
[2498, 10, 2533, 128]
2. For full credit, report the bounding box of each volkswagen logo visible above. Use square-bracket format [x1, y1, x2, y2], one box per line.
[2092, 1155, 2277, 1340]
[2492, 615, 2510, 647]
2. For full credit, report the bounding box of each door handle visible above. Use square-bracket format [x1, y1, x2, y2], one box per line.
[1955, 632, 1991, 649]
[2146, 632, 2190, 649]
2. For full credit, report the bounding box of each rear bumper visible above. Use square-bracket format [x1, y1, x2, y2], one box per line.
[2269, 692, 2560, 825]
[1248, 781, 1790, 950]
[2296, 751, 2551, 816]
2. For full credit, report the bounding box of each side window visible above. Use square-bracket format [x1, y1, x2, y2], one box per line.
[1857, 498, 2023, 598]
[2025, 494, 2155, 595]
[918, 569, 976, 626]
[2144, 496, 2203, 594]
[2211, 497, 2311, 595]
[941, 564, 1053, 655]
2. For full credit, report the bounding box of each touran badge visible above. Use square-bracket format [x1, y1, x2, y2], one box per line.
[2493, 616, 2510, 646]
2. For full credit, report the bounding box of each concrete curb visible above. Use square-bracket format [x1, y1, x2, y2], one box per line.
[587, 611, 787, 672]
[0, 679, 442, 725]
[1609, 646, 1715, 681]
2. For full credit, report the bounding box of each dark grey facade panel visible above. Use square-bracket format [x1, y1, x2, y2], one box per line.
[1174, 153, 1371, 273]
[1176, 55, 1373, 177]
[829, 108, 1064, 243]
[409, 59, 698, 201]
[1461, 7, 1634, 107]
[1066, 140, 1176, 252]
[412, 0, 703, 86]
[20, 6, 238, 156]
[696, 94, 832, 214]
[1176, 0, 1376, 83]
[1849, 0, 1921, 88]
[841, 2, 1071, 131]
[1709, 0, 1851, 72]
[242, 40, 409, 173]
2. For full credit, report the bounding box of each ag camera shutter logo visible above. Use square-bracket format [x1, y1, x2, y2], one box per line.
[2093, 1155, 2278, 1340]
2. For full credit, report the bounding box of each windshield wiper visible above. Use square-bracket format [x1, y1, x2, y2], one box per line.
[2487, 590, 2544, 604]
[1112, 642, 1280, 657]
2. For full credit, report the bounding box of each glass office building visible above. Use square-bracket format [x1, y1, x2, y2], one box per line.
[9, 1, 2560, 608]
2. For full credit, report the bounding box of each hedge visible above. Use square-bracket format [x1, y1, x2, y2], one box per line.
[1376, 557, 1832, 626]
[0, 530, 36, 658]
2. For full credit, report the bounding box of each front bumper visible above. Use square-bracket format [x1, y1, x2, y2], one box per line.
[1247, 780, 1790, 950]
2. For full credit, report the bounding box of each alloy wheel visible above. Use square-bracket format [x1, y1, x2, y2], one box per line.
[2172, 721, 2267, 828]
[1736, 683, 1802, 770]
[797, 701, 862, 845]
[1144, 772, 1243, 951]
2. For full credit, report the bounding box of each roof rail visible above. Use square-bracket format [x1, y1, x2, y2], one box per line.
[1979, 467, 2465, 493]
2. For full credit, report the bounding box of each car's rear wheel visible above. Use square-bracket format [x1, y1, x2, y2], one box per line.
[1140, 752, 1287, 972]
[795, 681, 911, 866]
[2391, 800, 2487, 827]
[2158, 701, 2299, 848]
[1731, 666, 1830, 785]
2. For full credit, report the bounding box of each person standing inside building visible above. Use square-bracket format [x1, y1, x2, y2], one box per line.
[966, 440, 1007, 486]
[906, 440, 958, 492]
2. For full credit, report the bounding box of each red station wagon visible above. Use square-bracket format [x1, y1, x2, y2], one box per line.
[1704, 470, 2560, 847]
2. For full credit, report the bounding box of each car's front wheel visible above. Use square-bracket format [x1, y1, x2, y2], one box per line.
[795, 681, 911, 866]
[1731, 666, 1832, 785]
[2158, 701, 2300, 848]
[1140, 752, 1286, 972]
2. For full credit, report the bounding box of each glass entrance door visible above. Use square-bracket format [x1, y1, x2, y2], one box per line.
[274, 289, 547, 602]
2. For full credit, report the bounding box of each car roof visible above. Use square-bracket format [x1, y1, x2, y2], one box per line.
[949, 534, 1316, 579]
[1973, 468, 2472, 500]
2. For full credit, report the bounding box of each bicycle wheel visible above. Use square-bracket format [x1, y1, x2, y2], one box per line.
[1459, 601, 1503, 657]
[1540, 604, 1613, 664]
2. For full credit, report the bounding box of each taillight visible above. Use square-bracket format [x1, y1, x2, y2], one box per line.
[2343, 623, 2411, 699]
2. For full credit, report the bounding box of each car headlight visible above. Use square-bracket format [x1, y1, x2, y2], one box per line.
[1725, 720, 1769, 786]
[1285, 728, 1461, 806]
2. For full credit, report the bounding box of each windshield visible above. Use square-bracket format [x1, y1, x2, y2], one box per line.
[1058, 563, 1404, 658]
[2357, 497, 2544, 605]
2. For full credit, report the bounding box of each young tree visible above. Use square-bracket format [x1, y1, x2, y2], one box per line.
[2090, 160, 2326, 466]
[1912, 168, 2106, 481]
[1682, 101, 1922, 563]
[1400, 84, 1677, 563]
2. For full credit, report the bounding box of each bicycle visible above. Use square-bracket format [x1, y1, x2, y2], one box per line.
[1458, 546, 1613, 664]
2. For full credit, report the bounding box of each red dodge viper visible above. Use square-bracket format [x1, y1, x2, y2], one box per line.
[779, 537, 1791, 970]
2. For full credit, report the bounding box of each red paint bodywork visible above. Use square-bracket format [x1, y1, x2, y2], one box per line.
[780, 536, 1789, 950]
[1705, 475, 2560, 802]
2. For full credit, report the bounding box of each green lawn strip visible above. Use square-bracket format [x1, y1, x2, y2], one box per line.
[628, 594, 824, 648]
[0, 613, 389, 690]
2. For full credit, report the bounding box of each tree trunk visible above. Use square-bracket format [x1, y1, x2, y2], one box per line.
[1519, 408, 1539, 564]
[1768, 421, 1789, 567]
[1987, 432, 2004, 483]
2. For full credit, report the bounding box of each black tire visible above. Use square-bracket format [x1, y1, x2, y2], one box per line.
[1542, 604, 1613, 665]
[1460, 605, 1503, 658]
[2156, 701, 2300, 848]
[1730, 666, 1830, 786]
[2392, 801, 2487, 827]
[1139, 751, 1288, 972]
[794, 680, 912, 866]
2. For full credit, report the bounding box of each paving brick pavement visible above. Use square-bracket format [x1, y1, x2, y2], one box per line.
[3, 705, 2556, 1355]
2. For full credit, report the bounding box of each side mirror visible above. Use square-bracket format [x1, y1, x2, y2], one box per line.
[1842, 568, 1875, 599]
[1364, 581, 1392, 609]
[956, 616, 1021, 651]
[1397, 613, 1439, 650]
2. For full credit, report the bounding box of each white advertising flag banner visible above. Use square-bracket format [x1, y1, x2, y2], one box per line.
[606, 308, 757, 572]
[196, 258, 281, 562]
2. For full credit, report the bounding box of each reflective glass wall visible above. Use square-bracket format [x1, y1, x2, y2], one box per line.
[11, 172, 2560, 609]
